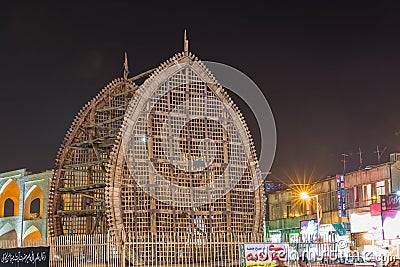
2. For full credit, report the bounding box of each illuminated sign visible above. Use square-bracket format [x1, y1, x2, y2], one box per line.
[381, 194, 400, 211]
[239, 243, 288, 267]
[382, 209, 400, 240]
[336, 175, 346, 217]
[300, 219, 318, 242]
[349, 213, 382, 233]
[265, 182, 287, 192]
[370, 203, 381, 216]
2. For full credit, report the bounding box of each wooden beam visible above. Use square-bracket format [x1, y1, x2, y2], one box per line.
[128, 68, 156, 82]
[56, 209, 106, 217]
[82, 115, 125, 128]
[62, 159, 107, 169]
[58, 183, 106, 193]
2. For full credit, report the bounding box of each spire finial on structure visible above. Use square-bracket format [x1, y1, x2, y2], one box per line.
[184, 29, 189, 56]
[124, 52, 129, 80]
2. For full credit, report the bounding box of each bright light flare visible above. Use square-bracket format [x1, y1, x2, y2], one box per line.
[300, 191, 310, 200]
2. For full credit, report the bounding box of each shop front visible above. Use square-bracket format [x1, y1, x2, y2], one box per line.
[349, 211, 388, 262]
[381, 193, 400, 259]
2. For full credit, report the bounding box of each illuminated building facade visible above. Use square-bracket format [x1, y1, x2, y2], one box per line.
[0, 169, 51, 245]
[267, 154, 400, 255]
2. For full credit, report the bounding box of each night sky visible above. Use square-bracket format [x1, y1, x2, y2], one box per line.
[1, 1, 400, 182]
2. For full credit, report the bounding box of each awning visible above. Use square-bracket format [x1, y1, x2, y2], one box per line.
[332, 223, 347, 236]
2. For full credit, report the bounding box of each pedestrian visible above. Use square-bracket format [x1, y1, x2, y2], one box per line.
[276, 258, 288, 267]
[298, 256, 309, 267]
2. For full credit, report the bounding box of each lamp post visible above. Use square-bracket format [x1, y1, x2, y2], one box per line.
[300, 192, 321, 241]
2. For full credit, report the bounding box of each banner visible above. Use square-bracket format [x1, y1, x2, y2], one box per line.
[300, 219, 318, 242]
[349, 213, 381, 233]
[239, 243, 288, 267]
[382, 209, 400, 239]
[0, 247, 49, 267]
[336, 175, 346, 217]
[381, 194, 400, 211]
[370, 203, 381, 216]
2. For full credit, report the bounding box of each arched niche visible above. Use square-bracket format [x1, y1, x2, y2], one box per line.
[23, 225, 41, 240]
[0, 179, 20, 217]
[0, 223, 17, 241]
[24, 185, 44, 220]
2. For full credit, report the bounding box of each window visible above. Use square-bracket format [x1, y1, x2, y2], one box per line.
[376, 181, 386, 202]
[276, 205, 283, 219]
[362, 184, 372, 205]
[354, 186, 359, 202]
[345, 188, 354, 209]
[30, 198, 40, 214]
[269, 205, 274, 220]
[331, 191, 338, 211]
[286, 205, 291, 218]
[4, 199, 14, 217]
[320, 193, 328, 212]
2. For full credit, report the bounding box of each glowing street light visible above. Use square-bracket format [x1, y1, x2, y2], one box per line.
[300, 191, 310, 200]
[300, 191, 321, 241]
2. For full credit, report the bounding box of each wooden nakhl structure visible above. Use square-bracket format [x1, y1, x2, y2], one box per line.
[48, 33, 265, 256]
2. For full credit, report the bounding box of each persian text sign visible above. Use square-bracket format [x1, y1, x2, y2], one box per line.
[0, 247, 49, 267]
[336, 175, 346, 217]
[239, 243, 288, 267]
[381, 194, 400, 211]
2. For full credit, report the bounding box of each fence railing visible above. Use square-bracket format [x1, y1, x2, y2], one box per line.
[49, 234, 111, 267]
[123, 232, 262, 267]
[0, 232, 342, 267]
[0, 232, 263, 267]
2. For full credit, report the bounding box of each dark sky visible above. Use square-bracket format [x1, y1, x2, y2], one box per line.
[1, 1, 400, 182]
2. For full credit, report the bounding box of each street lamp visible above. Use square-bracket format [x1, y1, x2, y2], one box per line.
[300, 191, 321, 240]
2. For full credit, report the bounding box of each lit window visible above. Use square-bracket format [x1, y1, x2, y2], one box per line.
[376, 181, 386, 201]
[363, 184, 372, 205]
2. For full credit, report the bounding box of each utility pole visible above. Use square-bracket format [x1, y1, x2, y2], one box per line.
[341, 153, 349, 174]
[357, 148, 363, 170]
[374, 146, 387, 164]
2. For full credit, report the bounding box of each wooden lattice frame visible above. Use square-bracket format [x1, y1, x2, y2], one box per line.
[48, 71, 152, 236]
[48, 50, 264, 243]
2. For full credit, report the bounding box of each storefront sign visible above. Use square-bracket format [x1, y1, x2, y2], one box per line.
[0, 246, 49, 266]
[288, 230, 299, 243]
[382, 209, 400, 240]
[239, 243, 288, 267]
[370, 203, 381, 216]
[349, 213, 382, 233]
[268, 230, 282, 243]
[332, 223, 346, 236]
[265, 182, 287, 192]
[381, 194, 400, 211]
[336, 175, 346, 217]
[300, 219, 318, 242]
[341, 222, 351, 232]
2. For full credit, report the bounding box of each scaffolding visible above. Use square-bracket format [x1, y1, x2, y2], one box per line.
[48, 70, 153, 236]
